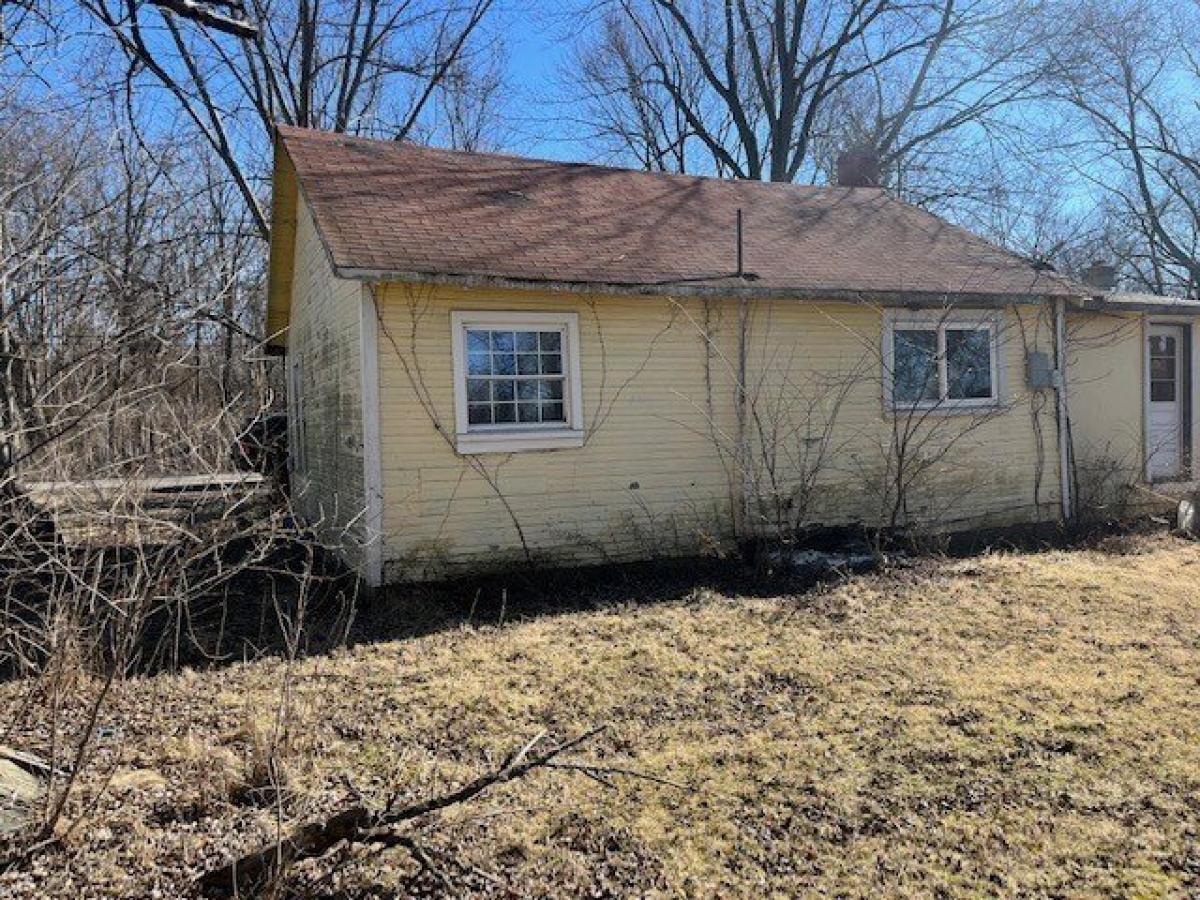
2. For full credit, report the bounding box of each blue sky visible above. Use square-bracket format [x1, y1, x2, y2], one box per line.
[497, 3, 590, 160]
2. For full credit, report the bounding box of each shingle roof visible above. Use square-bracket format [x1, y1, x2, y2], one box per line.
[277, 125, 1081, 301]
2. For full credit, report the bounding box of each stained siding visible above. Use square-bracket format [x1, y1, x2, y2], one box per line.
[374, 284, 1062, 581]
[286, 195, 367, 571]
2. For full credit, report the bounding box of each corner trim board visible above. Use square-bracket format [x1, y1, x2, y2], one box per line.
[360, 285, 384, 587]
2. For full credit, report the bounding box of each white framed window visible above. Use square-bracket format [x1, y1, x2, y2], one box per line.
[451, 310, 585, 453]
[883, 310, 1002, 410]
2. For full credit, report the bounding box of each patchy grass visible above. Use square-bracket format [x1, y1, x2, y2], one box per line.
[3, 533, 1200, 897]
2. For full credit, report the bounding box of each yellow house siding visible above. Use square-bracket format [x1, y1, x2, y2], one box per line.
[375, 286, 734, 580]
[1065, 309, 1200, 514]
[374, 284, 1062, 581]
[741, 300, 1060, 533]
[287, 195, 368, 571]
[1065, 311, 1145, 509]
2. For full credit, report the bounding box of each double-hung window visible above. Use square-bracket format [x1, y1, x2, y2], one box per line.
[885, 311, 1001, 410]
[451, 311, 584, 453]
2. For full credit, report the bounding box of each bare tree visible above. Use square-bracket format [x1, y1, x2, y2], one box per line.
[567, 0, 1054, 194]
[0, 100, 276, 477]
[148, 0, 258, 37]
[1045, 0, 1200, 297]
[81, 0, 500, 239]
[425, 44, 509, 152]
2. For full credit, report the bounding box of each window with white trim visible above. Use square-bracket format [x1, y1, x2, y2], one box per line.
[885, 312, 1001, 409]
[451, 311, 584, 453]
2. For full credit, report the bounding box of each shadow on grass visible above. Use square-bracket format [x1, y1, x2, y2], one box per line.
[5, 515, 1181, 681]
[352, 515, 1182, 647]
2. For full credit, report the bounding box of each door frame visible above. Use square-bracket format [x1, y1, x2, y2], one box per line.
[1143, 318, 1193, 482]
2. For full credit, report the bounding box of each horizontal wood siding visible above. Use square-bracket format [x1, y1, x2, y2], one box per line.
[374, 284, 1061, 581]
[1065, 311, 1145, 509]
[287, 196, 367, 571]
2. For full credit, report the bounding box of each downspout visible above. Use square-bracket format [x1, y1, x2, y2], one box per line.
[1053, 297, 1074, 522]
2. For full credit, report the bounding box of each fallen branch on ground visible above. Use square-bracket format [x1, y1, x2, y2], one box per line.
[197, 724, 657, 897]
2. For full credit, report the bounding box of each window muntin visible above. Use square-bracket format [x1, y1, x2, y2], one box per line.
[887, 315, 999, 408]
[465, 329, 566, 426]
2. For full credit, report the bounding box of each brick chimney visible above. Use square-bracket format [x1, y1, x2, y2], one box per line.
[836, 146, 881, 187]
[1081, 260, 1117, 292]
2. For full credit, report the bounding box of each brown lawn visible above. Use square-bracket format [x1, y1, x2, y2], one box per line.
[3, 532, 1199, 897]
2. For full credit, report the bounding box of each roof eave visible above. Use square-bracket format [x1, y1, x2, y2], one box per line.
[334, 265, 1076, 307]
[1072, 294, 1200, 316]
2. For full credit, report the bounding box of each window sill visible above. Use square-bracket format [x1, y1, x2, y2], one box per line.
[886, 399, 1005, 417]
[455, 428, 585, 454]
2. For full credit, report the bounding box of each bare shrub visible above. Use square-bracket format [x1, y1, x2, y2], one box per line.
[0, 104, 360, 861]
[1073, 449, 1139, 528]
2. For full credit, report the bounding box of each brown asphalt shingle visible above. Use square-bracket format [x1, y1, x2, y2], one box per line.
[277, 125, 1080, 300]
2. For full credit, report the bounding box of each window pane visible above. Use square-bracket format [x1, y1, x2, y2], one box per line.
[468, 352, 491, 376]
[1151, 381, 1176, 402]
[946, 328, 993, 400]
[1151, 357, 1174, 380]
[893, 329, 938, 402]
[461, 323, 574, 432]
[1150, 335, 1176, 356]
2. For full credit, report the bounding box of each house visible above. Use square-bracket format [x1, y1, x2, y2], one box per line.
[265, 126, 1200, 585]
[1066, 268, 1200, 511]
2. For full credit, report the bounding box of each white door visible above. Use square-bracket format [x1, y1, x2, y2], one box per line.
[1147, 325, 1184, 480]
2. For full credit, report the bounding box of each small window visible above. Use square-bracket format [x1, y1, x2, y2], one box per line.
[885, 313, 1000, 409]
[1148, 334, 1178, 403]
[452, 311, 584, 453]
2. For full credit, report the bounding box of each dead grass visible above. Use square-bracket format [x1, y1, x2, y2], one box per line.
[3, 532, 1200, 897]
